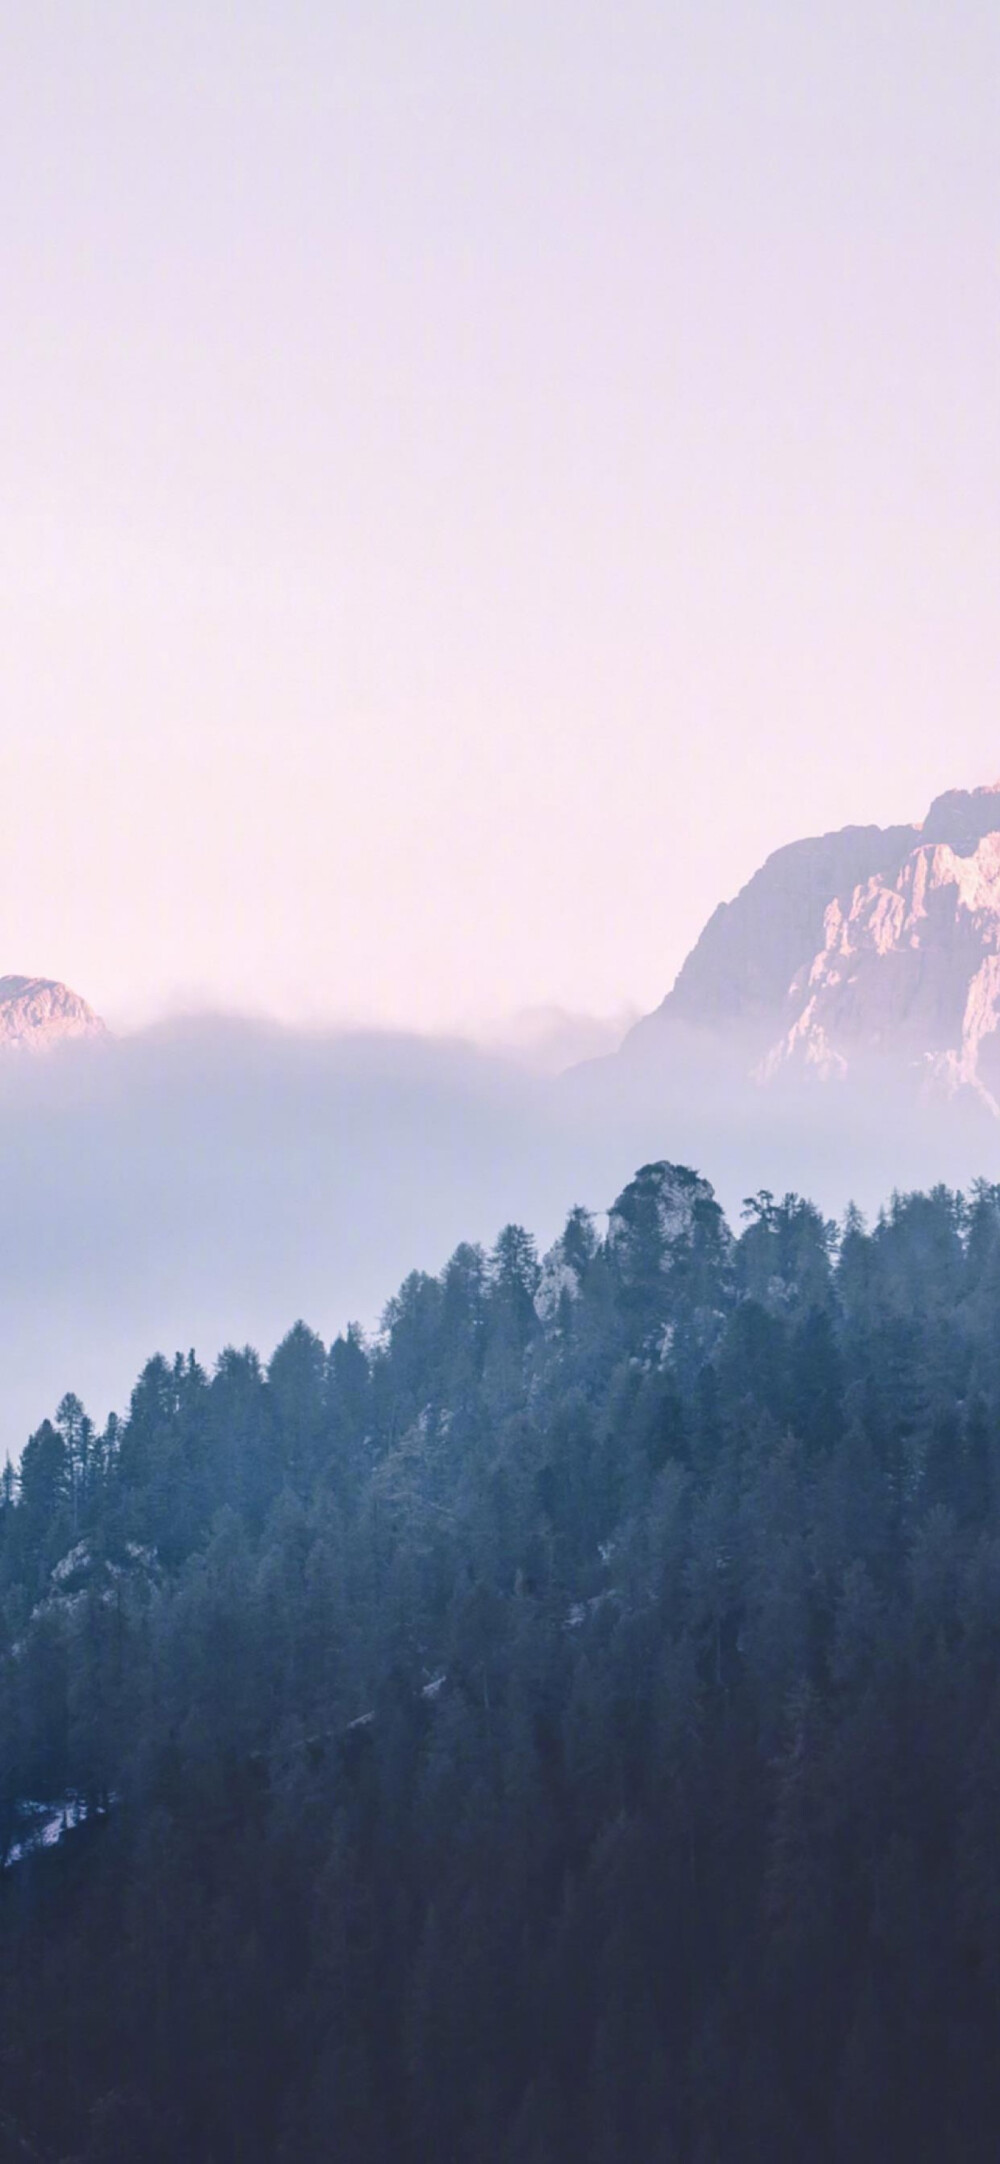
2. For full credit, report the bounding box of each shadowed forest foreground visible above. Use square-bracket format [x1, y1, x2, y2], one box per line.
[2, 1160, 1000, 2160]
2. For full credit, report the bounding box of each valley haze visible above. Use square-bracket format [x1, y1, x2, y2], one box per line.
[4, 783, 1000, 1457]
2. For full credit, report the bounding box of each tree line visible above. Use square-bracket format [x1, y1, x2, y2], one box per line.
[1, 1160, 999, 2159]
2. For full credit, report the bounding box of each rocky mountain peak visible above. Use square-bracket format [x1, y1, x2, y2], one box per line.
[919, 783, 1000, 856]
[0, 977, 107, 1053]
[622, 785, 1000, 1113]
[759, 825, 1000, 1106]
[626, 820, 921, 1050]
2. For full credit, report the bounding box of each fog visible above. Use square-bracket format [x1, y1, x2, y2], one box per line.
[0, 1019, 997, 1457]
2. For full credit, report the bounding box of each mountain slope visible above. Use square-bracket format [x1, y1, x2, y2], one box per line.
[0, 1162, 998, 2160]
[623, 784, 1000, 1107]
[630, 819, 920, 1044]
[760, 831, 1000, 1106]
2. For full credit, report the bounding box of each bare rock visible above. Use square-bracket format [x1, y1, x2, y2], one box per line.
[761, 832, 1000, 1108]
[0, 976, 108, 1053]
[621, 785, 1000, 1113]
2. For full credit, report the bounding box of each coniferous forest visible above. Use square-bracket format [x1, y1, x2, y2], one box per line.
[4, 1159, 1000, 2160]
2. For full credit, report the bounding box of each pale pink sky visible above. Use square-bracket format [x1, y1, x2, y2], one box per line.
[2, 2, 998, 1032]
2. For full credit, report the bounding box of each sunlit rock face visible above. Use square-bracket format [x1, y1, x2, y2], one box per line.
[759, 819, 1000, 1108]
[623, 785, 1000, 1112]
[0, 976, 107, 1053]
[626, 822, 921, 1051]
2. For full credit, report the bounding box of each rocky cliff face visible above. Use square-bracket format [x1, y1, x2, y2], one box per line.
[649, 820, 922, 1037]
[625, 785, 1000, 1111]
[0, 976, 107, 1053]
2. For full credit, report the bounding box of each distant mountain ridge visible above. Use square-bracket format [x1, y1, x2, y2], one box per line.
[624, 784, 1000, 1111]
[0, 976, 107, 1052]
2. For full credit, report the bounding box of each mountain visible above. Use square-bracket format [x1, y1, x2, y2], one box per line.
[623, 784, 1000, 1110]
[0, 976, 106, 1054]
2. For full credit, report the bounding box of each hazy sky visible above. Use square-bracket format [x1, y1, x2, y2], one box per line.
[3, 1, 998, 1033]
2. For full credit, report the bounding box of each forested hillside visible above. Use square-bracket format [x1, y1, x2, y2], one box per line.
[2, 1160, 1000, 2161]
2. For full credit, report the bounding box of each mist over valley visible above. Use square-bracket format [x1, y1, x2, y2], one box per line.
[6, 781, 1000, 1455]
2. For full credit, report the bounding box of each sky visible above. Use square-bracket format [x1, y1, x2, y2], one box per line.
[3, 1, 999, 1035]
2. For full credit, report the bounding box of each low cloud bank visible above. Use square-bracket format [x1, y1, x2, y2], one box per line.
[0, 1015, 996, 1454]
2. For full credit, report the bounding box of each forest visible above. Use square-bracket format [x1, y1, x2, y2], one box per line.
[1, 1157, 1000, 2160]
